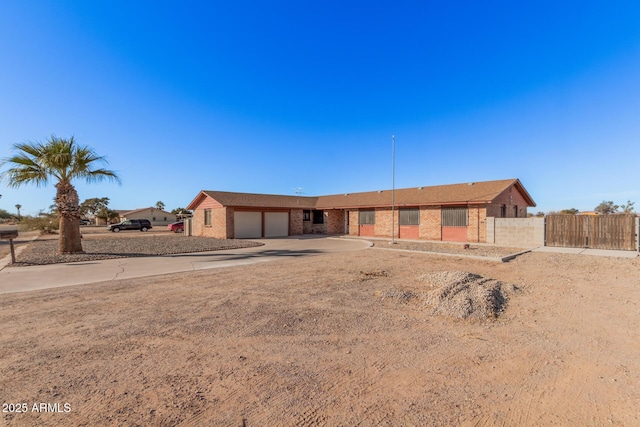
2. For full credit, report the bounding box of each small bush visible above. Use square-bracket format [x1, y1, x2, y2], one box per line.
[18, 216, 59, 233]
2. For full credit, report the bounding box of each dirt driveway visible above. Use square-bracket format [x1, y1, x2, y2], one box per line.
[1, 247, 639, 426]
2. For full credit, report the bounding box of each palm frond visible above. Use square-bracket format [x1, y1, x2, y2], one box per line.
[1, 135, 122, 188]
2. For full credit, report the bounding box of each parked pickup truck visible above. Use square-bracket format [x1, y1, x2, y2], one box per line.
[108, 219, 152, 232]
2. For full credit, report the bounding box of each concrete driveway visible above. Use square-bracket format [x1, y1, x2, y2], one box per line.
[0, 236, 371, 294]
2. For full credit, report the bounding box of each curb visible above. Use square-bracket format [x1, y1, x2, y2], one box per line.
[500, 248, 534, 262]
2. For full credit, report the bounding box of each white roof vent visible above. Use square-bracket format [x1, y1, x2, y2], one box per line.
[468, 182, 474, 185]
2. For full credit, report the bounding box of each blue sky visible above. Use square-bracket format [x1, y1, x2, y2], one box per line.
[1, 1, 639, 216]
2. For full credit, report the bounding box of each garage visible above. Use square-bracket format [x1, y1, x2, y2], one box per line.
[264, 212, 289, 237]
[234, 211, 262, 238]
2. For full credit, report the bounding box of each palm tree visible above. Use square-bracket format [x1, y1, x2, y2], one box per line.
[0, 135, 120, 253]
[155, 201, 165, 211]
[15, 204, 22, 220]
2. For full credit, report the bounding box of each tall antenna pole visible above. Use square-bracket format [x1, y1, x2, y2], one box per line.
[391, 135, 396, 244]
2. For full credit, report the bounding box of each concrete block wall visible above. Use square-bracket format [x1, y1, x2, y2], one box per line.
[486, 217, 545, 247]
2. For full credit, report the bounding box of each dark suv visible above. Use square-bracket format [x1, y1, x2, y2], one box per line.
[108, 219, 152, 232]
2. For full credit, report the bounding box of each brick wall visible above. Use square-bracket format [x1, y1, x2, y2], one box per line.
[373, 208, 398, 238]
[486, 217, 544, 247]
[192, 195, 226, 238]
[290, 209, 303, 235]
[487, 185, 530, 218]
[193, 206, 229, 239]
[349, 210, 359, 236]
[466, 206, 487, 243]
[326, 210, 344, 234]
[419, 206, 441, 240]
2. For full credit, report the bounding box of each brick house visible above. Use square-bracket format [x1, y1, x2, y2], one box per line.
[185, 178, 535, 242]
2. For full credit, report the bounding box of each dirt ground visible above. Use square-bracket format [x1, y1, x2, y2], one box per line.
[1, 246, 639, 426]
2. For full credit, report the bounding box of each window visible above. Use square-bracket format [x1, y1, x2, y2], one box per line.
[359, 209, 375, 225]
[513, 206, 518, 218]
[204, 209, 212, 226]
[152, 217, 156, 221]
[399, 208, 420, 225]
[500, 204, 506, 218]
[164, 217, 167, 221]
[303, 210, 311, 221]
[441, 207, 468, 226]
[312, 210, 324, 224]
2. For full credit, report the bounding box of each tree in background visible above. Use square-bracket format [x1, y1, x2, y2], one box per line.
[96, 207, 120, 224]
[155, 201, 165, 211]
[594, 201, 619, 215]
[14, 204, 22, 220]
[620, 200, 635, 214]
[171, 207, 192, 215]
[560, 208, 579, 215]
[80, 197, 110, 217]
[0, 135, 120, 253]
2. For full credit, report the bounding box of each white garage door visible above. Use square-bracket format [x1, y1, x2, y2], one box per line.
[234, 211, 262, 238]
[264, 212, 289, 237]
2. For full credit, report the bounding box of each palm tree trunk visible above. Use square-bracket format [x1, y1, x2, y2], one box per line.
[56, 180, 84, 254]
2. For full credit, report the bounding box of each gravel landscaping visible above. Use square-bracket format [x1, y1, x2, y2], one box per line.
[10, 234, 263, 266]
[371, 239, 527, 258]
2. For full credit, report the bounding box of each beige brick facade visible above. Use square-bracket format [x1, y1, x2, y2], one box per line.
[348, 210, 359, 236]
[486, 186, 530, 218]
[326, 210, 344, 234]
[419, 206, 441, 240]
[290, 209, 304, 235]
[467, 206, 486, 243]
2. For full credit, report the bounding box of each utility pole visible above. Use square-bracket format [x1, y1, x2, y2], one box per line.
[391, 135, 396, 244]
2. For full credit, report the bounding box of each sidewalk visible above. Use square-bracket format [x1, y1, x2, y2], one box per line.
[532, 246, 639, 258]
[343, 235, 639, 259]
[0, 237, 371, 294]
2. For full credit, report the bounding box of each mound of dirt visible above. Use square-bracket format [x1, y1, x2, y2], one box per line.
[421, 271, 515, 319]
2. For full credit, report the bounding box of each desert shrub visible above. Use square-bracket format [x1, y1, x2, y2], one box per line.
[18, 215, 59, 233]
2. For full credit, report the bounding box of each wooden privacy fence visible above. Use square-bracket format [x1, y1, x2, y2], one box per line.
[546, 215, 637, 251]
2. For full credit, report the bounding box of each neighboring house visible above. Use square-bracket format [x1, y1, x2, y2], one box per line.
[186, 178, 535, 243]
[119, 207, 177, 226]
[578, 211, 600, 216]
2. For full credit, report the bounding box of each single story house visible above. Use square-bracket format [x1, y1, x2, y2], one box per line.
[119, 207, 177, 226]
[185, 178, 536, 243]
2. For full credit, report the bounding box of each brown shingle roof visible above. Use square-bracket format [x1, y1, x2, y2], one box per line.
[201, 191, 318, 209]
[315, 178, 535, 208]
[190, 179, 536, 210]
